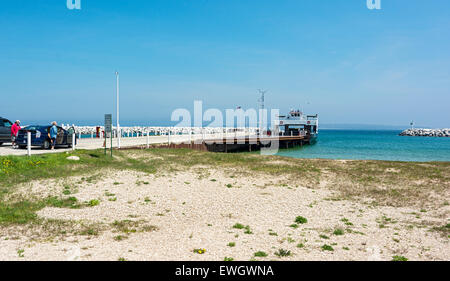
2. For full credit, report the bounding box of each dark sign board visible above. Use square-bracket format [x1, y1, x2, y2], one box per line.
[105, 114, 112, 137]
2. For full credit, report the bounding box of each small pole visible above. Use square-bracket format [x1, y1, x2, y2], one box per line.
[146, 132, 150, 149]
[27, 131, 31, 157]
[72, 132, 76, 151]
[116, 71, 121, 149]
[168, 129, 171, 145]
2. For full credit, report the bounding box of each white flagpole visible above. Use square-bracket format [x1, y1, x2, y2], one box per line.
[116, 71, 121, 148]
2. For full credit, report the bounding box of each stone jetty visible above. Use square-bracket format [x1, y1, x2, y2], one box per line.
[399, 128, 450, 137]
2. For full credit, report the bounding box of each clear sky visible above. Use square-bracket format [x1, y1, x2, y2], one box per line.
[1, 0, 449, 128]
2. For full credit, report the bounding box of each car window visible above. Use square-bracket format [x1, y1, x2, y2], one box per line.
[2, 120, 12, 127]
[0, 120, 4, 127]
[23, 126, 39, 131]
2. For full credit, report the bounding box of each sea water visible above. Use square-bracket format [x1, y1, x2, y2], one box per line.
[276, 130, 450, 162]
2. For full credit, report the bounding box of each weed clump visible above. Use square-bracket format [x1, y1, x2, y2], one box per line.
[274, 249, 291, 257]
[254, 251, 268, 257]
[295, 216, 308, 224]
[321, 244, 334, 251]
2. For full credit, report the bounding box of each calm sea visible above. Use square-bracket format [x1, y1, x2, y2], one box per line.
[276, 130, 450, 162]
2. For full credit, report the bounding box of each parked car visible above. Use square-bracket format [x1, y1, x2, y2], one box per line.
[0, 117, 13, 146]
[16, 125, 77, 149]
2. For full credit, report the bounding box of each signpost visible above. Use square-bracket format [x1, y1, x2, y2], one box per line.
[105, 114, 113, 156]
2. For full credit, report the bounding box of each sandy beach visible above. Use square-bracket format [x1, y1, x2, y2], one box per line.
[0, 149, 448, 261]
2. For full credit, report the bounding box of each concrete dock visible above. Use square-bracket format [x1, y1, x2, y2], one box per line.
[156, 134, 313, 153]
[0, 132, 314, 156]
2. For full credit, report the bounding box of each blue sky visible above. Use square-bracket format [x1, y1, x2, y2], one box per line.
[1, 0, 449, 127]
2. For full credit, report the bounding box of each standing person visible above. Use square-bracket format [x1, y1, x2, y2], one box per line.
[50, 121, 58, 150]
[11, 120, 21, 148]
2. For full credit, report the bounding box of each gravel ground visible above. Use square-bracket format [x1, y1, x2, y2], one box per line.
[0, 169, 448, 261]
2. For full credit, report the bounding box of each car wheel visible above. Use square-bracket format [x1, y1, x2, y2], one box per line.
[43, 140, 51, 150]
[0, 142, 3, 146]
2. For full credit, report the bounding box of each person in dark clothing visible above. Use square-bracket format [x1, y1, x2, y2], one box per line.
[50, 121, 58, 150]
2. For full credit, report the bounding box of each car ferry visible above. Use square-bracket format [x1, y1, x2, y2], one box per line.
[273, 110, 319, 144]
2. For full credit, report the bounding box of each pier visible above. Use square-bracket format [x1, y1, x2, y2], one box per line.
[1, 109, 319, 156]
[153, 134, 313, 153]
[203, 134, 311, 152]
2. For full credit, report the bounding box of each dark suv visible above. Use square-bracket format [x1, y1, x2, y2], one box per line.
[0, 117, 13, 145]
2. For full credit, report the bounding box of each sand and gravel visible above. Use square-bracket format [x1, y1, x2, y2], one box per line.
[0, 167, 448, 261]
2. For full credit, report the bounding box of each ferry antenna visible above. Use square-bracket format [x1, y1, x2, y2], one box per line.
[258, 89, 267, 110]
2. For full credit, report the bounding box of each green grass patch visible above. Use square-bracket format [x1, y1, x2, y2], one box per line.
[254, 251, 268, 257]
[295, 216, 308, 224]
[233, 223, 245, 229]
[392, 255, 408, 261]
[88, 199, 100, 207]
[0, 201, 43, 225]
[321, 244, 334, 251]
[0, 196, 82, 225]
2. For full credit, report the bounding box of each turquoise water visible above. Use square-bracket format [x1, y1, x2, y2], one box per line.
[276, 130, 450, 162]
